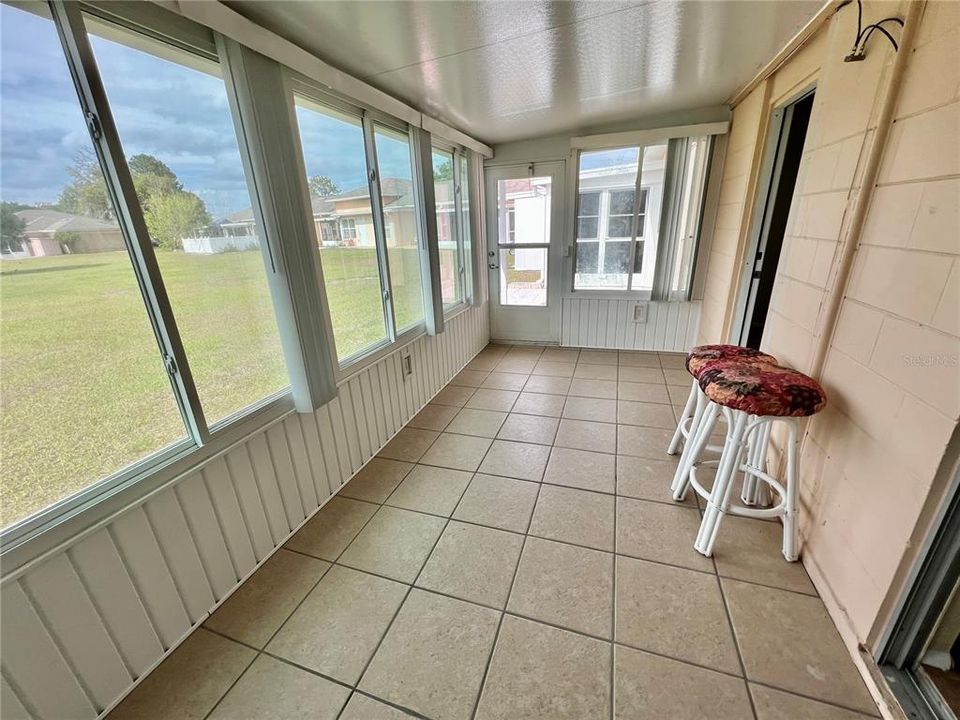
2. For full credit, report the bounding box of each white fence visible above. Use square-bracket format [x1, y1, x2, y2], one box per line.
[181, 234, 260, 254]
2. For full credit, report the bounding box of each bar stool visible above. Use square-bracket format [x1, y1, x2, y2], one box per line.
[667, 345, 777, 502]
[678, 360, 827, 561]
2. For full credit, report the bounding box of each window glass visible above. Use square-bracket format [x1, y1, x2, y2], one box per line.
[0, 4, 187, 528]
[459, 153, 473, 303]
[86, 16, 288, 426]
[374, 125, 425, 332]
[631, 144, 667, 291]
[575, 147, 639, 290]
[293, 96, 388, 361]
[432, 148, 460, 307]
[495, 176, 551, 306]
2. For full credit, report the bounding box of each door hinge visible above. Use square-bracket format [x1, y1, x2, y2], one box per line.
[85, 111, 101, 140]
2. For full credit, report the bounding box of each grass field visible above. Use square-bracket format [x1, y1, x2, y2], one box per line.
[0, 246, 424, 526]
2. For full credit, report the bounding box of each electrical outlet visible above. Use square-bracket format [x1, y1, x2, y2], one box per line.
[633, 302, 648, 323]
[401, 351, 413, 378]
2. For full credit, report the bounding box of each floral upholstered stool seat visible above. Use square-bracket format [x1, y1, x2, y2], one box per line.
[667, 345, 777, 504]
[675, 359, 827, 561]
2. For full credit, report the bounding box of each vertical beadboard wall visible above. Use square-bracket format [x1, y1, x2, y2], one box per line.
[560, 298, 701, 352]
[0, 303, 489, 720]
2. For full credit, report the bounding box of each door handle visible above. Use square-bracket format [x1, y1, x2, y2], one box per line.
[488, 263, 499, 270]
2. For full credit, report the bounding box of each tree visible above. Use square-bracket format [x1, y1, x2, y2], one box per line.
[143, 191, 210, 250]
[0, 203, 26, 253]
[309, 175, 340, 197]
[433, 160, 454, 182]
[58, 148, 113, 220]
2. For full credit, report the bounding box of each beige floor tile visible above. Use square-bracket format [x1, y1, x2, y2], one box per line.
[616, 497, 713, 572]
[408, 403, 459, 431]
[340, 506, 446, 582]
[339, 458, 414, 503]
[562, 396, 617, 423]
[541, 348, 580, 362]
[522, 375, 572, 395]
[574, 363, 618, 380]
[109, 629, 255, 720]
[433, 385, 476, 407]
[723, 579, 876, 713]
[512, 391, 567, 416]
[712, 516, 817, 595]
[659, 353, 687, 368]
[617, 400, 677, 428]
[360, 589, 500, 720]
[445, 408, 508, 438]
[496, 413, 559, 445]
[668, 384, 693, 404]
[377, 428, 439, 462]
[750, 683, 878, 719]
[385, 464, 473, 516]
[481, 371, 529, 391]
[618, 381, 670, 403]
[475, 615, 610, 720]
[663, 368, 692, 385]
[451, 369, 490, 387]
[466, 388, 520, 412]
[616, 556, 741, 675]
[340, 693, 416, 719]
[494, 357, 537, 374]
[478, 439, 550, 481]
[420, 432, 493, 471]
[616, 455, 695, 507]
[285, 496, 379, 560]
[617, 366, 666, 384]
[618, 351, 661, 367]
[508, 537, 613, 638]
[209, 655, 349, 720]
[568, 378, 618, 399]
[529, 485, 615, 551]
[204, 549, 330, 648]
[453, 474, 539, 533]
[617, 424, 675, 460]
[543, 446, 616, 494]
[532, 360, 575, 378]
[578, 349, 619, 365]
[614, 646, 752, 720]
[267, 565, 406, 685]
[417, 521, 524, 608]
[555, 418, 617, 453]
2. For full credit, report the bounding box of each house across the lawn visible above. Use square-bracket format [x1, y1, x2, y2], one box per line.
[13, 208, 124, 257]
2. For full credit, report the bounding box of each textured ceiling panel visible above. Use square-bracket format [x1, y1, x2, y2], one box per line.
[226, 0, 821, 144]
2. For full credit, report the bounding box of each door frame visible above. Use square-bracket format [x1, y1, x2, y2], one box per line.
[730, 84, 816, 345]
[484, 161, 565, 343]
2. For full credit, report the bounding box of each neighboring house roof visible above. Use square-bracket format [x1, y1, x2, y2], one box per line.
[16, 208, 119, 235]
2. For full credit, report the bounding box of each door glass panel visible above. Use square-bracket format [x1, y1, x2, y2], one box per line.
[496, 177, 552, 245]
[499, 248, 546, 306]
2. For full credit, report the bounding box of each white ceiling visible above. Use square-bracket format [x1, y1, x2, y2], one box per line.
[226, 0, 822, 145]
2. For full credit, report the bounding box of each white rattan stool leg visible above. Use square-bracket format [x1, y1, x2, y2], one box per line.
[695, 409, 748, 557]
[667, 379, 697, 455]
[671, 385, 709, 498]
[782, 418, 800, 561]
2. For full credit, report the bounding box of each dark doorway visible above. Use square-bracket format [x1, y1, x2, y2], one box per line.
[739, 91, 815, 349]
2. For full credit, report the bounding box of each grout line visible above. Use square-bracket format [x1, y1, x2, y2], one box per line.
[715, 570, 759, 720]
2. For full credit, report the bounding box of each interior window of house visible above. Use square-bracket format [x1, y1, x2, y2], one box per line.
[373, 124, 425, 332]
[0, 4, 188, 529]
[293, 96, 389, 362]
[86, 15, 289, 427]
[458, 152, 473, 303]
[574, 142, 684, 295]
[433, 147, 461, 307]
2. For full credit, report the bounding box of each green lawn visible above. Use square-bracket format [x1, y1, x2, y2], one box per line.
[0, 246, 423, 527]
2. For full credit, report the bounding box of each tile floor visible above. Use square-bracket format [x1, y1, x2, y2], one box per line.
[109, 344, 880, 720]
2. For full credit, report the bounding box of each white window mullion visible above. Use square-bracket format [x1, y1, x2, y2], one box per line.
[362, 115, 398, 342]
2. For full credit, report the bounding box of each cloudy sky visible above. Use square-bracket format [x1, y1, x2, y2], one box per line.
[1, 4, 412, 220]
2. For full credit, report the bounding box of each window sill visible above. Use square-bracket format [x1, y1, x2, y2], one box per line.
[565, 289, 655, 301]
[335, 322, 428, 385]
[1, 392, 296, 578]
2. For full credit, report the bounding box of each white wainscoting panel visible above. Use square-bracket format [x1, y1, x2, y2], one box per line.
[561, 298, 701, 352]
[0, 303, 489, 719]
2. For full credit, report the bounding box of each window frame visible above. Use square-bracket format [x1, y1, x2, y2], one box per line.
[0, 0, 299, 552]
[569, 136, 715, 301]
